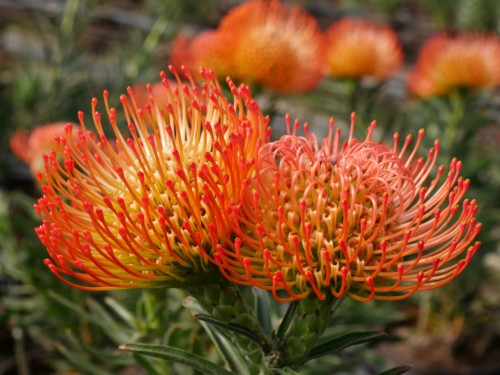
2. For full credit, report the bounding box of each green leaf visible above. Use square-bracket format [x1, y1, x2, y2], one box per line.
[63, 330, 132, 367]
[104, 296, 137, 329]
[198, 320, 252, 375]
[132, 353, 166, 375]
[254, 288, 272, 334]
[120, 343, 236, 375]
[55, 342, 115, 375]
[86, 298, 131, 344]
[276, 301, 298, 339]
[193, 313, 263, 347]
[48, 291, 94, 321]
[183, 297, 252, 375]
[183, 295, 205, 314]
[377, 365, 413, 375]
[304, 331, 386, 363]
[271, 368, 301, 375]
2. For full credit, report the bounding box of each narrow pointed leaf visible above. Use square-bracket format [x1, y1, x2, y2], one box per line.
[377, 365, 412, 375]
[193, 313, 262, 347]
[104, 297, 137, 329]
[198, 320, 252, 375]
[183, 297, 252, 375]
[87, 298, 131, 344]
[48, 291, 92, 321]
[55, 342, 114, 375]
[276, 301, 298, 339]
[119, 343, 235, 375]
[304, 331, 386, 363]
[272, 368, 302, 375]
[254, 288, 272, 334]
[132, 354, 164, 375]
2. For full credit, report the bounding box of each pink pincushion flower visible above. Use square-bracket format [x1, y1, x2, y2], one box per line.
[214, 114, 481, 302]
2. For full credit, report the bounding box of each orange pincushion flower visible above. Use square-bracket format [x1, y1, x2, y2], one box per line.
[34, 67, 269, 290]
[170, 0, 325, 93]
[407, 33, 500, 98]
[214, 114, 480, 302]
[170, 31, 233, 81]
[10, 123, 73, 177]
[325, 18, 403, 80]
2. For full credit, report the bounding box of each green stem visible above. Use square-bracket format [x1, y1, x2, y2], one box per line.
[268, 294, 338, 370]
[442, 90, 466, 158]
[347, 79, 360, 115]
[187, 275, 272, 372]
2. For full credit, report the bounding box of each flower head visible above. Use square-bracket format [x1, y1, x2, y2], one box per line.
[407, 33, 500, 98]
[34, 67, 269, 290]
[324, 18, 403, 80]
[170, 0, 325, 93]
[170, 31, 233, 81]
[10, 123, 71, 177]
[214, 114, 481, 302]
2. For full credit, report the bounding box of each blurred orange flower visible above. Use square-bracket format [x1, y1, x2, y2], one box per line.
[214, 114, 481, 302]
[34, 67, 269, 290]
[170, 0, 325, 93]
[324, 18, 403, 80]
[10, 122, 72, 176]
[407, 33, 500, 97]
[170, 31, 233, 81]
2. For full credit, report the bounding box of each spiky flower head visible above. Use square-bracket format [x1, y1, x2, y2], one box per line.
[170, 0, 325, 93]
[214, 114, 481, 302]
[407, 33, 500, 98]
[34, 67, 269, 290]
[324, 18, 403, 80]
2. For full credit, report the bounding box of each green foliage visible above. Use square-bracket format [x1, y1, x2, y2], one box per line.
[120, 343, 236, 375]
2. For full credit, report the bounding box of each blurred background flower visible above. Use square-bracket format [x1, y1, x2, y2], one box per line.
[324, 18, 403, 81]
[170, 0, 325, 94]
[9, 122, 70, 178]
[407, 32, 500, 98]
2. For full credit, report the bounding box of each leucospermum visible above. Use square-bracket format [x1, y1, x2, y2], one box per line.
[170, 0, 325, 93]
[34, 67, 269, 290]
[324, 18, 403, 80]
[407, 33, 500, 98]
[170, 31, 233, 83]
[214, 114, 481, 302]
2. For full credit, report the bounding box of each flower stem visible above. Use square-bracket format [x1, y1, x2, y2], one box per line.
[268, 294, 338, 370]
[187, 275, 271, 372]
[442, 90, 466, 158]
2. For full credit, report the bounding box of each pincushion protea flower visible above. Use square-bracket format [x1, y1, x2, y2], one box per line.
[10, 122, 71, 176]
[214, 114, 481, 302]
[324, 18, 403, 80]
[170, 31, 233, 82]
[407, 33, 500, 98]
[34, 66, 269, 290]
[170, 0, 325, 93]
